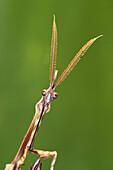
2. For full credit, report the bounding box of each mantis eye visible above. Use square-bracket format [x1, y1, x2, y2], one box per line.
[42, 89, 46, 96]
[53, 92, 58, 99]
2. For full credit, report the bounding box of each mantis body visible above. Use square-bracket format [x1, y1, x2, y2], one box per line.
[5, 16, 102, 170]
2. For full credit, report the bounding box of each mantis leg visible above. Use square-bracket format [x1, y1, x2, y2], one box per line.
[29, 148, 57, 170]
[30, 157, 42, 170]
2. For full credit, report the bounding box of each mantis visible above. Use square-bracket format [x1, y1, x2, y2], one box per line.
[5, 15, 102, 170]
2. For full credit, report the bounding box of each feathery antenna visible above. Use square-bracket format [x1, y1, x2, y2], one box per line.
[50, 15, 57, 87]
[54, 35, 103, 88]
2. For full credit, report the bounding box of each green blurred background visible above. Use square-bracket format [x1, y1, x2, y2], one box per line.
[0, 0, 113, 169]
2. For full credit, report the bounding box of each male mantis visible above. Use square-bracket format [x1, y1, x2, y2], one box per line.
[5, 15, 102, 170]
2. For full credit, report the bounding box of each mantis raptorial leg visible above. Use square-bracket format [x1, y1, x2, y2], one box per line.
[29, 149, 57, 170]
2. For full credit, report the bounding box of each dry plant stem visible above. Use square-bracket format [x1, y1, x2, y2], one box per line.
[4, 15, 102, 170]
